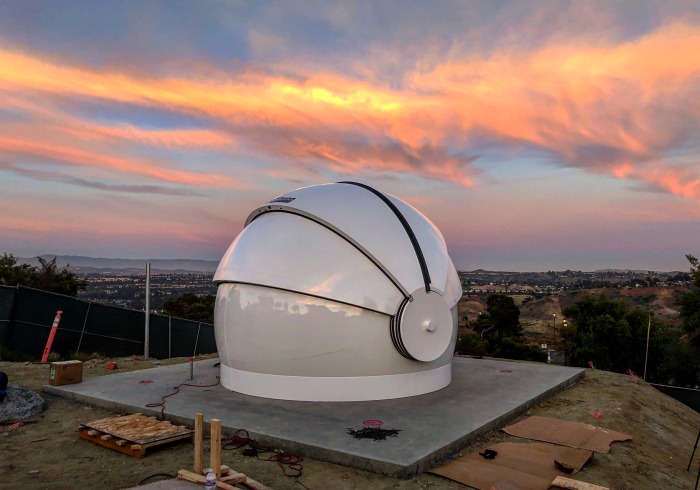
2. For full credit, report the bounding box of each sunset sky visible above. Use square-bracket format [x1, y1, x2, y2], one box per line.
[1, 1, 699, 271]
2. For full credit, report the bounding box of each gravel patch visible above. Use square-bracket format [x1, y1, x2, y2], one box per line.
[0, 386, 45, 422]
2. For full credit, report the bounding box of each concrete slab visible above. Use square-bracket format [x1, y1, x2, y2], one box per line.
[45, 357, 583, 478]
[130, 478, 199, 490]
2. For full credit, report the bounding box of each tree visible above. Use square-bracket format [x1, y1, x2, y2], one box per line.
[0, 253, 33, 286]
[29, 257, 87, 296]
[161, 293, 215, 323]
[0, 253, 86, 296]
[478, 294, 522, 337]
[561, 293, 669, 380]
[676, 254, 700, 347]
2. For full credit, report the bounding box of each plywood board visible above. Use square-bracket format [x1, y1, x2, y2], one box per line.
[428, 442, 593, 490]
[502, 416, 631, 453]
[82, 413, 192, 445]
[79, 413, 193, 458]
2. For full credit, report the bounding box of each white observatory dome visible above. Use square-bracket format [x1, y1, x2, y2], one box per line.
[214, 182, 462, 401]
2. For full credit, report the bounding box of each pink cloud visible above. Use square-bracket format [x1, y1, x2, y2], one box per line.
[0, 20, 698, 196]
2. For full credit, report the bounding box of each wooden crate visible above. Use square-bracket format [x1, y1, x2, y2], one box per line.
[79, 413, 194, 458]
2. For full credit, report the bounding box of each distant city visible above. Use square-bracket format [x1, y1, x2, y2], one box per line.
[63, 261, 691, 311]
[459, 269, 691, 295]
[13, 254, 692, 310]
[78, 272, 216, 310]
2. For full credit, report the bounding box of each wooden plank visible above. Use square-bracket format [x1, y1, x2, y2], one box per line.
[195, 465, 273, 490]
[139, 432, 193, 449]
[194, 412, 204, 475]
[87, 430, 99, 436]
[210, 419, 222, 480]
[100, 434, 112, 441]
[178, 469, 207, 484]
[220, 471, 248, 485]
[79, 428, 145, 458]
[115, 440, 127, 446]
[551, 476, 609, 490]
[177, 469, 238, 490]
[202, 465, 230, 476]
[216, 480, 239, 490]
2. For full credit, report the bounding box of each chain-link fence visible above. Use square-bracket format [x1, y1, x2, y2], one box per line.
[0, 286, 15, 349]
[0, 285, 216, 360]
[650, 383, 700, 414]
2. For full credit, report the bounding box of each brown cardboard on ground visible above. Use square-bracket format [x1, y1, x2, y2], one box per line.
[49, 360, 83, 386]
[502, 416, 632, 453]
[428, 441, 593, 490]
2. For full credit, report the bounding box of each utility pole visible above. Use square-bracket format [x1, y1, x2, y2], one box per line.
[144, 262, 150, 360]
[643, 315, 651, 381]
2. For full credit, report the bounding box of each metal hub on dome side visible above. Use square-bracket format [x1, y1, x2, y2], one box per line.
[391, 289, 453, 362]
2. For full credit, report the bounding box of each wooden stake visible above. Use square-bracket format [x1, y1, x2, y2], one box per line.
[210, 418, 222, 480]
[219, 471, 247, 485]
[194, 412, 204, 475]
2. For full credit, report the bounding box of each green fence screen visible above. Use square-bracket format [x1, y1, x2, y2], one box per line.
[0, 285, 216, 360]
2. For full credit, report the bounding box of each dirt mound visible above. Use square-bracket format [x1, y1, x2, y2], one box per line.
[0, 357, 698, 489]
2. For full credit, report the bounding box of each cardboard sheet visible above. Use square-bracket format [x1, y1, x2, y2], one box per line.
[428, 441, 593, 490]
[502, 416, 632, 453]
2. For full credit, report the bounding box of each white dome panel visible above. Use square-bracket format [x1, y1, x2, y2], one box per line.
[245, 183, 426, 295]
[216, 283, 458, 374]
[386, 194, 451, 298]
[443, 260, 463, 307]
[214, 212, 403, 314]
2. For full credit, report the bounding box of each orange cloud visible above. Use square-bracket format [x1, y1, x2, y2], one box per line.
[641, 165, 700, 198]
[62, 124, 234, 148]
[0, 20, 699, 195]
[0, 136, 239, 188]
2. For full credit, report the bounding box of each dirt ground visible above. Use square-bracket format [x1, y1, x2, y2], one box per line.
[1, 356, 699, 490]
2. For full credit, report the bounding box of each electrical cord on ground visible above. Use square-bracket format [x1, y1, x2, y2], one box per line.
[223, 428, 312, 490]
[144, 378, 310, 488]
[138, 473, 176, 485]
[145, 376, 220, 419]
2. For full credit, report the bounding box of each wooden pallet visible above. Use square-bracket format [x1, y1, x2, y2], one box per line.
[79, 413, 194, 458]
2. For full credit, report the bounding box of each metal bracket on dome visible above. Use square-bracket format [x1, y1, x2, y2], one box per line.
[337, 181, 432, 293]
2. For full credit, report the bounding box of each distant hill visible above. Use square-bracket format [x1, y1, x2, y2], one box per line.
[16, 255, 219, 274]
[458, 285, 688, 344]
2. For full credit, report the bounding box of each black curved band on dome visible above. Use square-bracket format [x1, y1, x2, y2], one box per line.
[390, 296, 417, 361]
[337, 181, 432, 293]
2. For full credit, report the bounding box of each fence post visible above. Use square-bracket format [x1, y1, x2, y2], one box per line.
[168, 316, 172, 359]
[76, 302, 92, 355]
[193, 322, 201, 357]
